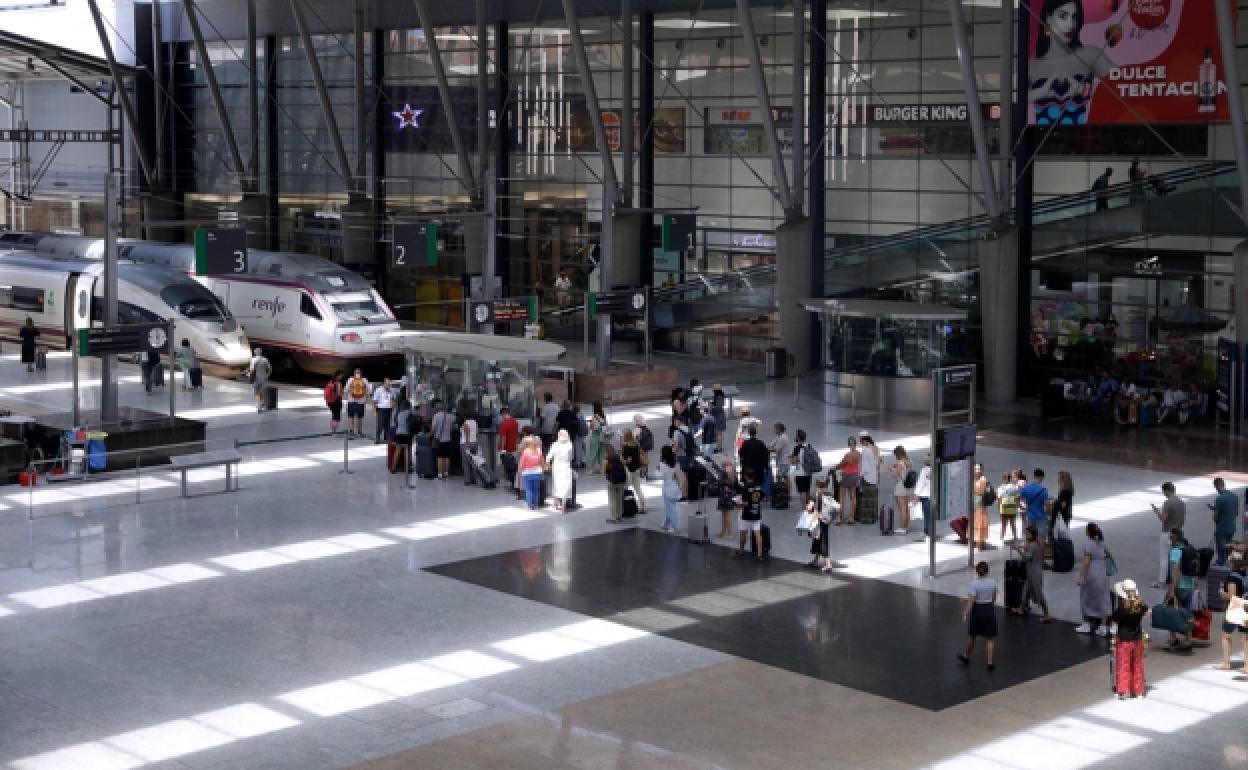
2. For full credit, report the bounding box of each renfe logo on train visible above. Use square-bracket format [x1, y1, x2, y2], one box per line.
[253, 297, 287, 318]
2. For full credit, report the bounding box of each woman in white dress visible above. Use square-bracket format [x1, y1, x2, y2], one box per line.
[546, 429, 576, 512]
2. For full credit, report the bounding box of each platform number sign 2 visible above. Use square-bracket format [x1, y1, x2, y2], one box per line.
[393, 222, 438, 268]
[193, 228, 248, 276]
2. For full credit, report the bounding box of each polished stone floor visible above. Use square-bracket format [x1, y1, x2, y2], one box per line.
[431, 529, 1102, 711]
[0, 351, 1245, 769]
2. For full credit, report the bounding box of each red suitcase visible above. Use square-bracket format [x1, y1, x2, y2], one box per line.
[949, 515, 970, 544]
[386, 441, 404, 474]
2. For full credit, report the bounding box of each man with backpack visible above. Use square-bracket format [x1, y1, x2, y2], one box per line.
[1164, 527, 1199, 652]
[791, 429, 822, 509]
[635, 413, 654, 479]
[344, 369, 370, 436]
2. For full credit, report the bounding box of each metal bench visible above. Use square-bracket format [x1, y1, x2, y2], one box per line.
[170, 449, 243, 498]
[604, 384, 673, 406]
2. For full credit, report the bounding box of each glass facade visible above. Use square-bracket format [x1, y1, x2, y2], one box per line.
[163, 1, 1248, 386]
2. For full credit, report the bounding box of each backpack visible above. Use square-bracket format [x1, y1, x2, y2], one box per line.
[348, 377, 367, 399]
[638, 425, 655, 451]
[1179, 542, 1201, 577]
[606, 456, 627, 484]
[800, 444, 822, 474]
[903, 469, 918, 489]
[323, 380, 338, 402]
[982, 484, 997, 507]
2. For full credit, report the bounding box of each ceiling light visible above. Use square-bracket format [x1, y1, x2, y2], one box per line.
[653, 19, 737, 30]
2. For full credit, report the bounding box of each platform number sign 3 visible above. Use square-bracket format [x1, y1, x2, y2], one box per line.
[194, 228, 248, 276]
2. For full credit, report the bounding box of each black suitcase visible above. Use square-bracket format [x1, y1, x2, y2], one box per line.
[461, 446, 478, 485]
[1051, 537, 1075, 573]
[470, 451, 497, 489]
[696, 456, 726, 497]
[34, 347, 47, 371]
[1207, 565, 1232, 611]
[622, 489, 640, 518]
[415, 440, 436, 479]
[879, 504, 895, 535]
[500, 452, 518, 489]
[564, 475, 578, 511]
[188, 367, 203, 389]
[749, 523, 771, 558]
[1004, 558, 1027, 609]
[263, 385, 278, 410]
[686, 462, 707, 501]
[1198, 547, 1215, 578]
[770, 476, 790, 510]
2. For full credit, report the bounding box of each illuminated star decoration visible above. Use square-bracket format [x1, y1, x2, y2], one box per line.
[392, 104, 424, 129]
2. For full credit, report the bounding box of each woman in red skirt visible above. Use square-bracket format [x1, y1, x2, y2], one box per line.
[1111, 579, 1150, 699]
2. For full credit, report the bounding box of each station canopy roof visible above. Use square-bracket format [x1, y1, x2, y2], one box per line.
[801, 298, 968, 321]
[381, 331, 566, 363]
[0, 28, 133, 84]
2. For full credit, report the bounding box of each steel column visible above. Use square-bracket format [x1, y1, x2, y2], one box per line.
[86, 0, 155, 187]
[264, 34, 280, 250]
[353, 0, 367, 180]
[151, 1, 166, 185]
[477, 0, 489, 196]
[1215, 0, 1248, 230]
[247, 0, 259, 184]
[997, 0, 1014, 211]
[494, 20, 510, 292]
[413, 0, 477, 196]
[948, 0, 1000, 221]
[181, 0, 246, 176]
[791, 0, 804, 211]
[808, 0, 826, 368]
[290, 0, 355, 192]
[561, 0, 618, 370]
[736, 0, 794, 214]
[621, 0, 633, 206]
[638, 13, 655, 283]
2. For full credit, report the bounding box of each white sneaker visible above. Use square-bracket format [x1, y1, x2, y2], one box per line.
[1074, 623, 1092, 634]
[1109, 624, 1118, 635]
[894, 528, 908, 535]
[1096, 627, 1109, 637]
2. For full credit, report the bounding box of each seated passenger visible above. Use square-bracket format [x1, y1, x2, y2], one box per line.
[1138, 391, 1159, 428]
[1178, 384, 1201, 426]
[1158, 384, 1187, 425]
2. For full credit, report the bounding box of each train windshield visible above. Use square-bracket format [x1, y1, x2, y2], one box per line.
[160, 284, 230, 322]
[326, 292, 392, 324]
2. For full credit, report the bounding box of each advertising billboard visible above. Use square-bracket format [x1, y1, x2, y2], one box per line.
[1027, 0, 1232, 125]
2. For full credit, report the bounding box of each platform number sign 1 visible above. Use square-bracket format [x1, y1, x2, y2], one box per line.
[393, 222, 438, 268]
[193, 227, 248, 276]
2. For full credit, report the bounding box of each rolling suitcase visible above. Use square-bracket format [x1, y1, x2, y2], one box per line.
[696, 456, 726, 497]
[857, 482, 879, 524]
[1206, 564, 1232, 611]
[34, 346, 47, 371]
[879, 504, 896, 535]
[687, 508, 709, 544]
[415, 439, 437, 479]
[770, 475, 790, 510]
[152, 364, 165, 387]
[188, 367, 203, 389]
[1051, 537, 1076, 573]
[469, 451, 498, 489]
[686, 462, 707, 501]
[949, 515, 970, 544]
[1198, 547, 1215, 578]
[263, 385, 278, 410]
[749, 523, 771, 558]
[461, 446, 478, 485]
[622, 489, 640, 518]
[1004, 558, 1027, 610]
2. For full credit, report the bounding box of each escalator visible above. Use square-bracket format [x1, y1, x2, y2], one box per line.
[649, 162, 1239, 359]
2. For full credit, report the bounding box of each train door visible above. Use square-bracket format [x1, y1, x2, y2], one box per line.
[69, 274, 96, 332]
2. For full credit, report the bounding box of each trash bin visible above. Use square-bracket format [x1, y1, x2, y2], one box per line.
[264, 385, 279, 411]
[765, 347, 788, 379]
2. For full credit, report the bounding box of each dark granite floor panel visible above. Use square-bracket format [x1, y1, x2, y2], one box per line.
[428, 529, 1105, 711]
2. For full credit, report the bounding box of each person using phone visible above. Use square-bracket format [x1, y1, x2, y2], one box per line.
[1151, 482, 1186, 588]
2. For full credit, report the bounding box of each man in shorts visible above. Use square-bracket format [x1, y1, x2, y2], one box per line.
[344, 369, 370, 437]
[735, 468, 766, 562]
[430, 399, 456, 480]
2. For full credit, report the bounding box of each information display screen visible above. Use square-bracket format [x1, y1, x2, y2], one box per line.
[937, 424, 977, 462]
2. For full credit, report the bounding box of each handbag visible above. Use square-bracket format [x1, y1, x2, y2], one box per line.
[1226, 598, 1248, 627]
[1192, 609, 1212, 641]
[1150, 597, 1193, 634]
[796, 510, 817, 535]
[1104, 552, 1118, 577]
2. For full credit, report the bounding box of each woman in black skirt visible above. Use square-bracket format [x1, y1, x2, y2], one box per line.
[959, 561, 998, 671]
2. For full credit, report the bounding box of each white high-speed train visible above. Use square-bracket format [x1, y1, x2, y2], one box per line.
[0, 251, 252, 374]
[1, 233, 403, 375]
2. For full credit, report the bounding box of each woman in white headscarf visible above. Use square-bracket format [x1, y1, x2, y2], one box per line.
[546, 429, 576, 512]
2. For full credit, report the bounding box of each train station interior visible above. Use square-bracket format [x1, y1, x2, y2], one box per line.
[1, 1, 1248, 768]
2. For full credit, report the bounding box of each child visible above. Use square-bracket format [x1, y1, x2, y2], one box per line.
[809, 478, 839, 572]
[1111, 579, 1150, 698]
[959, 561, 998, 671]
